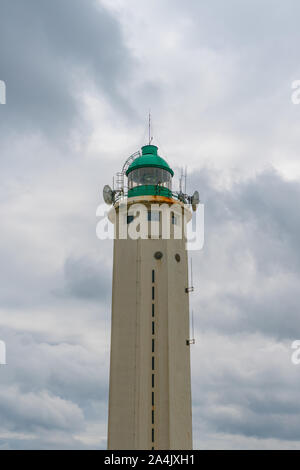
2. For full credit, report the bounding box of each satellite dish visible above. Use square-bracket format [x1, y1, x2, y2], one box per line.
[191, 190, 199, 211]
[103, 185, 113, 205]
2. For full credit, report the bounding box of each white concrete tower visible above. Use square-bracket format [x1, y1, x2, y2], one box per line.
[104, 144, 197, 450]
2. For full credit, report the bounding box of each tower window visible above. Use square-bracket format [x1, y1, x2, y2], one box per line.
[127, 215, 134, 224]
[152, 410, 154, 425]
[148, 211, 161, 222]
[152, 339, 155, 353]
[152, 270, 155, 283]
[152, 321, 155, 335]
[154, 251, 163, 260]
[152, 428, 154, 443]
[152, 392, 154, 406]
[152, 374, 154, 387]
[152, 304, 155, 317]
[128, 167, 172, 190]
[152, 356, 155, 370]
[152, 286, 155, 300]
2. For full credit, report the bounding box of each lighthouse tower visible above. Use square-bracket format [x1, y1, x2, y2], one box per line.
[105, 143, 196, 450]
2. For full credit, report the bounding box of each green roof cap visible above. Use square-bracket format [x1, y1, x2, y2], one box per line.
[126, 145, 174, 177]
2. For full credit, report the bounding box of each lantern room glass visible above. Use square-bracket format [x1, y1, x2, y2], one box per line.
[128, 168, 172, 190]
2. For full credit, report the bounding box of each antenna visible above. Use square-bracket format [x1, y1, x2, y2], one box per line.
[184, 166, 187, 194]
[192, 310, 195, 342]
[186, 260, 196, 345]
[179, 168, 184, 193]
[185, 257, 194, 293]
[148, 110, 153, 145]
[179, 169, 182, 193]
[186, 309, 196, 346]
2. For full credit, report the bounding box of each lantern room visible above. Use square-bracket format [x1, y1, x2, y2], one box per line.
[126, 145, 174, 199]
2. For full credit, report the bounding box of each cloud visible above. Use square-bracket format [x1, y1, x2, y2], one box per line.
[192, 331, 300, 448]
[0, 328, 109, 449]
[0, 0, 133, 138]
[0, 0, 300, 450]
[63, 254, 111, 300]
[0, 387, 84, 432]
[185, 167, 300, 447]
[190, 168, 300, 339]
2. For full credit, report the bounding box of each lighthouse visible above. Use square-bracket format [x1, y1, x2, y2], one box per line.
[103, 143, 199, 450]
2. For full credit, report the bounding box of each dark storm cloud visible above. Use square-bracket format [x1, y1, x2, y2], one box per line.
[202, 397, 300, 441]
[0, 387, 84, 432]
[193, 168, 300, 273]
[63, 254, 111, 300]
[1, 0, 300, 451]
[0, 0, 133, 137]
[0, 433, 97, 450]
[1, 166, 300, 448]
[191, 331, 300, 445]
[0, 327, 108, 448]
[190, 168, 300, 340]
[0, 328, 108, 402]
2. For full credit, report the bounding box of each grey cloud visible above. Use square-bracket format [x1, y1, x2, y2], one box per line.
[190, 168, 300, 339]
[63, 254, 111, 300]
[0, 328, 108, 449]
[191, 332, 300, 447]
[0, 0, 133, 137]
[1, 0, 300, 451]
[0, 387, 84, 433]
[0, 434, 96, 450]
[181, 0, 300, 45]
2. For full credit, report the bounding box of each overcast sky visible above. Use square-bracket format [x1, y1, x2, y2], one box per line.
[1, 0, 300, 449]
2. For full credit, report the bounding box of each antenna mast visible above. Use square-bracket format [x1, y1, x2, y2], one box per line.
[191, 310, 195, 343]
[185, 256, 194, 293]
[148, 110, 153, 145]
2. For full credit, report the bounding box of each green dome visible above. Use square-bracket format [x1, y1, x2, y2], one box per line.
[126, 145, 174, 177]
